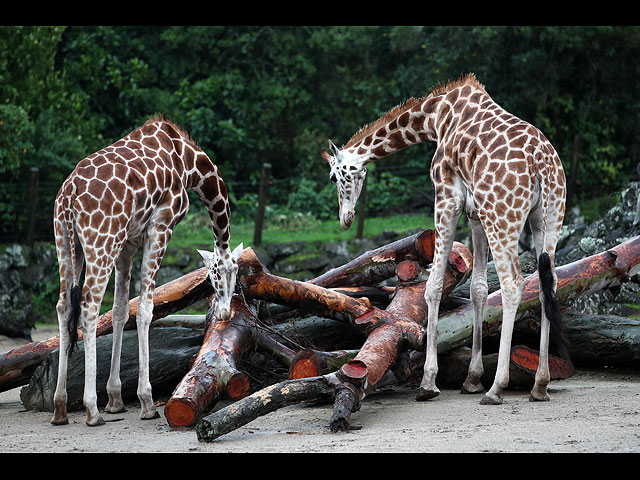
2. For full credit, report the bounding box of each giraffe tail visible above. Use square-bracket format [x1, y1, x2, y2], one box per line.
[67, 284, 81, 356]
[537, 251, 571, 362]
[62, 181, 81, 357]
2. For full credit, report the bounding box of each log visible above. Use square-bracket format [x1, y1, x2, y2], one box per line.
[19, 326, 203, 412]
[238, 247, 373, 323]
[196, 369, 366, 442]
[340, 241, 473, 390]
[309, 229, 436, 288]
[164, 296, 258, 428]
[433, 235, 640, 355]
[514, 309, 640, 367]
[195, 244, 474, 440]
[0, 268, 212, 392]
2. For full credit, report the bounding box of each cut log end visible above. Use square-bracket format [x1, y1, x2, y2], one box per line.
[396, 260, 421, 282]
[340, 360, 368, 380]
[226, 373, 251, 400]
[289, 350, 325, 379]
[164, 397, 197, 428]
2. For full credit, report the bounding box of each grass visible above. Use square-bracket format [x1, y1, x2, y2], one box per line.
[169, 208, 435, 253]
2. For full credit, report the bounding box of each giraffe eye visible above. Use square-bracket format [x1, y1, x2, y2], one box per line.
[330, 173, 337, 184]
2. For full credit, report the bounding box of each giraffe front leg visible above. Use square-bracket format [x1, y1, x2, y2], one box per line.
[416, 196, 460, 401]
[135, 225, 170, 420]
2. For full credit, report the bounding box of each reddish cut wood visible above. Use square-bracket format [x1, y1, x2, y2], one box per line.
[510, 345, 575, 380]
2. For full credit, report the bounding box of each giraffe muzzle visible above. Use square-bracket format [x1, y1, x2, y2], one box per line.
[340, 210, 355, 230]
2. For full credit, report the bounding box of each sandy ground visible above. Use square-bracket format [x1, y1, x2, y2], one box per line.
[1, 326, 639, 453]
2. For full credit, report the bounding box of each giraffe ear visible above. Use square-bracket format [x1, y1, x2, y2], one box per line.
[320, 148, 332, 164]
[328, 140, 340, 159]
[231, 243, 244, 260]
[197, 249, 215, 267]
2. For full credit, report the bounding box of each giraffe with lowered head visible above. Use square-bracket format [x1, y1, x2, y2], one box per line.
[52, 115, 243, 426]
[322, 74, 570, 406]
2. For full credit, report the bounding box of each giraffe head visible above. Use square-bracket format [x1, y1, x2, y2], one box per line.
[321, 140, 367, 230]
[198, 243, 244, 320]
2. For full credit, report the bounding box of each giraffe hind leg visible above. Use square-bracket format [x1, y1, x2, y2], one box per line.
[105, 241, 138, 414]
[460, 217, 489, 394]
[528, 208, 566, 402]
[52, 228, 82, 425]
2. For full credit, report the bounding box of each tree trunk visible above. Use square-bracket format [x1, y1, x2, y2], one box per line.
[514, 309, 640, 367]
[435, 345, 575, 390]
[164, 296, 258, 428]
[196, 368, 368, 442]
[309, 229, 436, 288]
[19, 327, 204, 412]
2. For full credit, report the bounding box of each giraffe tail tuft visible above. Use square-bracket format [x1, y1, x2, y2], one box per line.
[67, 284, 81, 356]
[538, 252, 571, 362]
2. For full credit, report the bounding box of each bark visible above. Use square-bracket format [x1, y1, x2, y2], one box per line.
[433, 235, 640, 355]
[238, 247, 374, 323]
[164, 296, 258, 428]
[340, 242, 473, 390]
[0, 268, 212, 393]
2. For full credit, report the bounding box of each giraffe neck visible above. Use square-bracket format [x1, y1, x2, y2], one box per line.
[187, 155, 232, 253]
[341, 75, 487, 164]
[139, 118, 232, 253]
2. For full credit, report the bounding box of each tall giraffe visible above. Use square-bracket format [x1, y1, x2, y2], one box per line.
[52, 115, 243, 426]
[322, 74, 569, 406]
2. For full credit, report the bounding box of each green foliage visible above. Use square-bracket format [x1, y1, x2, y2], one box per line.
[1, 26, 639, 243]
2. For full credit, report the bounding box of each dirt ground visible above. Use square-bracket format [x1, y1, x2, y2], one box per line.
[1, 326, 639, 453]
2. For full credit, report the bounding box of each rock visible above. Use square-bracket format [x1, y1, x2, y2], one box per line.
[266, 241, 306, 261]
[0, 243, 58, 340]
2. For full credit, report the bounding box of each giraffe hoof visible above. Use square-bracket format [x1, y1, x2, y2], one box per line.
[480, 394, 503, 405]
[140, 410, 160, 420]
[51, 416, 69, 426]
[105, 405, 127, 414]
[460, 381, 485, 394]
[86, 415, 106, 427]
[415, 387, 440, 401]
[529, 392, 550, 402]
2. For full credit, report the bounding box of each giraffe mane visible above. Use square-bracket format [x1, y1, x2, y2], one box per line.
[342, 73, 485, 149]
[144, 113, 200, 147]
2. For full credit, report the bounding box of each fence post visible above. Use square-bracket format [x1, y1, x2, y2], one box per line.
[253, 162, 271, 247]
[26, 167, 39, 246]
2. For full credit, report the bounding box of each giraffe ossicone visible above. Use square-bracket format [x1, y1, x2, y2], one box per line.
[51, 115, 239, 427]
[323, 73, 570, 406]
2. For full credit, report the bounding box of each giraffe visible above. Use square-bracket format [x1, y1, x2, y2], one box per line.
[51, 115, 243, 426]
[321, 74, 570, 406]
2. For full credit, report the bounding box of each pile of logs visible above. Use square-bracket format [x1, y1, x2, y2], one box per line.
[1, 229, 640, 443]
